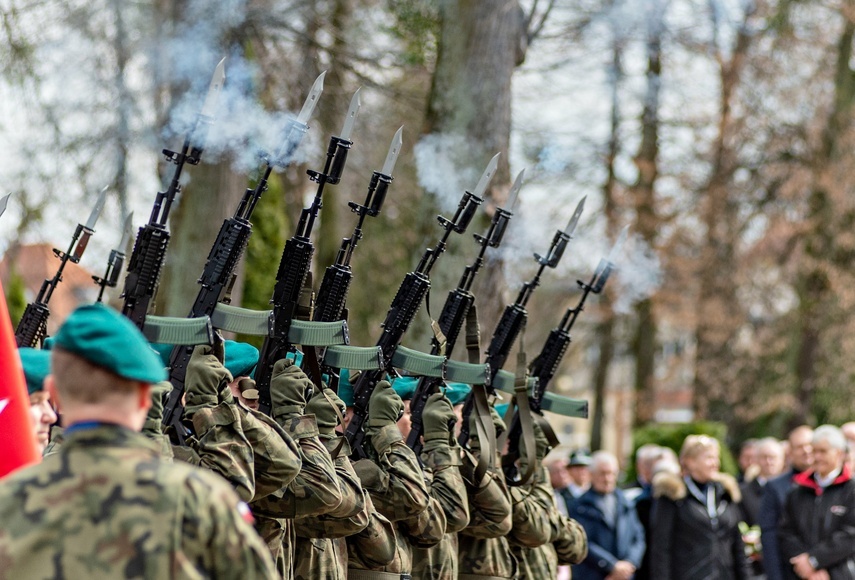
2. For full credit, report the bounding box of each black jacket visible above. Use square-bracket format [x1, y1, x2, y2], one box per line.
[779, 466, 855, 579]
[650, 472, 750, 580]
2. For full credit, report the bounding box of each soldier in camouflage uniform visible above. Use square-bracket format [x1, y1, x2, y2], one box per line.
[411, 391, 471, 580]
[347, 380, 447, 578]
[293, 386, 374, 579]
[250, 358, 344, 579]
[459, 405, 518, 580]
[17, 347, 59, 455]
[0, 303, 276, 579]
[508, 419, 587, 579]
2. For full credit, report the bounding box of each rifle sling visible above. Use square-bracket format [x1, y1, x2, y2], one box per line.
[464, 304, 495, 486]
[391, 346, 446, 378]
[445, 359, 490, 384]
[211, 303, 349, 346]
[497, 327, 537, 488]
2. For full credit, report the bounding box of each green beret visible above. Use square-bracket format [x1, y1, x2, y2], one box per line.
[54, 303, 167, 383]
[42, 336, 55, 350]
[495, 402, 509, 417]
[224, 340, 259, 378]
[391, 376, 418, 401]
[443, 382, 471, 405]
[18, 348, 50, 395]
[150, 343, 173, 367]
[338, 368, 354, 407]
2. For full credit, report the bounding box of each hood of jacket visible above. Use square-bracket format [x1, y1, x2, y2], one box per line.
[793, 464, 852, 496]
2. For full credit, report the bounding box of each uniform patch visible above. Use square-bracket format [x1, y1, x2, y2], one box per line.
[831, 505, 847, 516]
[237, 501, 255, 524]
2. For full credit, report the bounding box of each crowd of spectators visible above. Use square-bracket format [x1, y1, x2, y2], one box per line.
[549, 423, 855, 580]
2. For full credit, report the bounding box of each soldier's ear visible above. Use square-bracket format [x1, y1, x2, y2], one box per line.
[45, 375, 62, 413]
[138, 382, 152, 414]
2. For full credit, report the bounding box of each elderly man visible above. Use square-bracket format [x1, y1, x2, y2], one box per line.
[759, 426, 815, 580]
[741, 437, 786, 526]
[0, 304, 275, 578]
[571, 451, 645, 580]
[779, 425, 855, 580]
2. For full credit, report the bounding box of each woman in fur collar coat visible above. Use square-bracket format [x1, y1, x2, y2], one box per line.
[650, 435, 751, 580]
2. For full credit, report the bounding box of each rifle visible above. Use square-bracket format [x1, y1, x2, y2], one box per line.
[15, 187, 108, 347]
[302, 126, 402, 388]
[344, 187, 484, 459]
[161, 73, 326, 436]
[457, 196, 586, 449]
[255, 88, 362, 416]
[406, 161, 515, 453]
[93, 212, 134, 303]
[120, 59, 225, 330]
[502, 226, 627, 480]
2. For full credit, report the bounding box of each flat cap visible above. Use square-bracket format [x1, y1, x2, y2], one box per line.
[54, 303, 167, 383]
[18, 347, 50, 395]
[568, 449, 593, 467]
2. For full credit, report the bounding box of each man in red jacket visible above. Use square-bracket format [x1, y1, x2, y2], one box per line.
[780, 424, 855, 580]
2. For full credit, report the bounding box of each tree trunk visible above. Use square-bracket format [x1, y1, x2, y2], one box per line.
[630, 0, 666, 426]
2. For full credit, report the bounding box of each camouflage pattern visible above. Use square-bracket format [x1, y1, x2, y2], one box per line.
[411, 438, 470, 580]
[346, 493, 398, 570]
[43, 425, 64, 456]
[458, 445, 517, 579]
[293, 436, 369, 580]
[509, 464, 588, 579]
[349, 422, 434, 574]
[0, 424, 276, 579]
[237, 405, 302, 500]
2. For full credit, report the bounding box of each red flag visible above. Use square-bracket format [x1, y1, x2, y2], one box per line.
[0, 279, 40, 477]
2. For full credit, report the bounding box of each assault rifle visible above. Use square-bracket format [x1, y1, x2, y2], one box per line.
[502, 226, 627, 481]
[15, 187, 108, 347]
[301, 126, 403, 388]
[93, 213, 133, 303]
[120, 59, 225, 329]
[406, 160, 515, 453]
[457, 196, 586, 448]
[255, 88, 362, 416]
[344, 185, 485, 459]
[161, 73, 326, 435]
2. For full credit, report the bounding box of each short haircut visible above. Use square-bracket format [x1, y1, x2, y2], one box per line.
[636, 443, 662, 465]
[680, 434, 720, 462]
[756, 437, 784, 456]
[589, 451, 619, 472]
[51, 348, 139, 404]
[814, 424, 847, 451]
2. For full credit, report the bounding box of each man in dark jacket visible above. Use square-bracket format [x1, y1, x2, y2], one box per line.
[759, 426, 814, 580]
[779, 425, 855, 580]
[571, 451, 645, 580]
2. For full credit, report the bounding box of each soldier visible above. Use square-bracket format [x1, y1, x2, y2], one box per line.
[17, 347, 58, 455]
[0, 303, 276, 578]
[411, 390, 471, 580]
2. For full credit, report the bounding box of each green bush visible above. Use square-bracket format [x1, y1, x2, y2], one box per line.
[624, 421, 738, 483]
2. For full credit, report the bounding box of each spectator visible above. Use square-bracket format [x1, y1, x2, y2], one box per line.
[740, 438, 760, 482]
[780, 425, 855, 579]
[840, 421, 855, 470]
[650, 434, 750, 580]
[571, 451, 645, 580]
[549, 458, 576, 516]
[741, 437, 786, 525]
[567, 449, 593, 498]
[758, 425, 814, 580]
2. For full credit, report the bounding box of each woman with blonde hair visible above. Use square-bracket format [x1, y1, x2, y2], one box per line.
[650, 434, 750, 579]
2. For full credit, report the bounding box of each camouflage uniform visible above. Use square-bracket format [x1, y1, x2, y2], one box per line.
[411, 394, 471, 580]
[250, 360, 343, 579]
[509, 464, 588, 579]
[0, 424, 276, 579]
[458, 409, 517, 580]
[347, 382, 446, 577]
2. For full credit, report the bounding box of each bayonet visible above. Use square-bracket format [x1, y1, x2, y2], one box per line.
[381, 126, 404, 177]
[473, 153, 500, 200]
[0, 193, 10, 219]
[84, 186, 109, 231]
[200, 58, 226, 118]
[339, 88, 361, 142]
[296, 71, 326, 126]
[564, 195, 586, 237]
[505, 169, 524, 211]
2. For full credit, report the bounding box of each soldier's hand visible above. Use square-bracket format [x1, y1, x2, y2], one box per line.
[520, 415, 551, 463]
[186, 345, 233, 411]
[143, 381, 172, 434]
[367, 380, 403, 428]
[305, 387, 345, 436]
[271, 358, 312, 419]
[422, 392, 455, 442]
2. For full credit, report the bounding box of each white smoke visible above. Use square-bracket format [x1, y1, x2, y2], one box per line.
[611, 232, 663, 314]
[413, 133, 481, 212]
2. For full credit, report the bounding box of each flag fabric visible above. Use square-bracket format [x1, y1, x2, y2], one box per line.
[0, 279, 40, 477]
